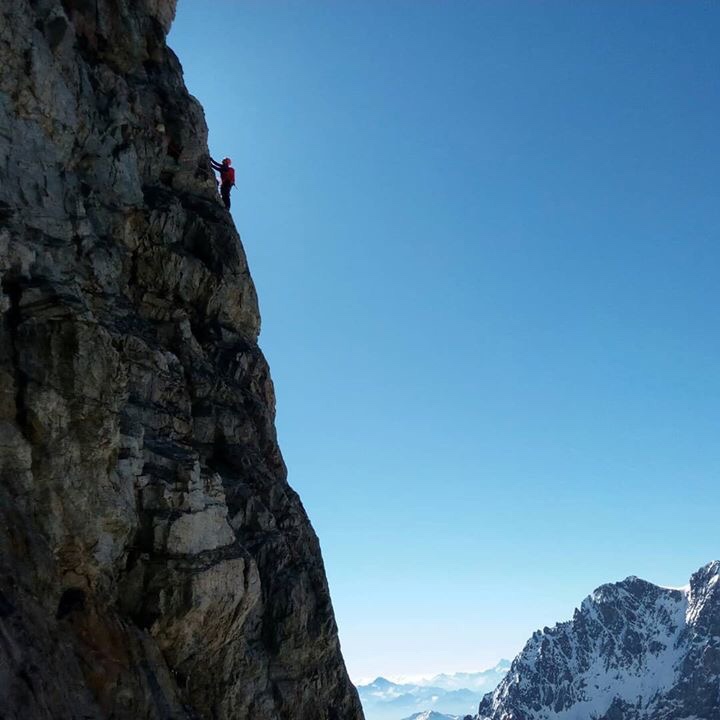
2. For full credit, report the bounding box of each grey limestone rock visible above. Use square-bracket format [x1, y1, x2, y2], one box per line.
[0, 1, 363, 718]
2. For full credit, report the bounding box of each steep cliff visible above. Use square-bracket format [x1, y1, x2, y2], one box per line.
[477, 562, 720, 720]
[0, 1, 362, 718]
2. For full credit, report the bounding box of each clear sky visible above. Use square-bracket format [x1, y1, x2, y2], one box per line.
[169, 1, 720, 682]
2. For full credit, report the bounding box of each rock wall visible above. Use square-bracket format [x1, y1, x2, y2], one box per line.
[0, 1, 363, 718]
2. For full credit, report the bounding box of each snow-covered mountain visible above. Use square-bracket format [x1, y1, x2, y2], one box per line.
[358, 662, 510, 720]
[477, 561, 720, 720]
[401, 712, 461, 720]
[427, 667, 511, 693]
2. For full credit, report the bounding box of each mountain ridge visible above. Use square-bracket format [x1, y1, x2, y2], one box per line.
[359, 662, 509, 720]
[477, 561, 720, 720]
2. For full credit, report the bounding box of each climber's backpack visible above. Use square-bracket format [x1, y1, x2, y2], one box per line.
[221, 166, 235, 186]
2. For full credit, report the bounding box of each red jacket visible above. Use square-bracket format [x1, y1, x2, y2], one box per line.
[220, 166, 235, 186]
[211, 158, 235, 186]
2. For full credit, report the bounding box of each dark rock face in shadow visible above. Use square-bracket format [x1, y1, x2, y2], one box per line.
[0, 1, 363, 718]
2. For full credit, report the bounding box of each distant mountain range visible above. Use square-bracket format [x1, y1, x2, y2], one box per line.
[401, 712, 461, 720]
[357, 661, 510, 720]
[477, 561, 720, 720]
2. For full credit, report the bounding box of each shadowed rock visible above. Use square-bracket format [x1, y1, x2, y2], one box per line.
[0, 1, 363, 718]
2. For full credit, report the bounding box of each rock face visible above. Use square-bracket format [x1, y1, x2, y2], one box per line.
[0, 1, 363, 718]
[477, 562, 720, 720]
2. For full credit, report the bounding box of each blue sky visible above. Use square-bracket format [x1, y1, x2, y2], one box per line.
[169, 1, 720, 681]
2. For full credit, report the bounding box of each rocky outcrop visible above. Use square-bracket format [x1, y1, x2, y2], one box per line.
[477, 562, 720, 720]
[0, 1, 362, 718]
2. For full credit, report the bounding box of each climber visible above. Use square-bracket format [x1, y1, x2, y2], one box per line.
[210, 156, 235, 210]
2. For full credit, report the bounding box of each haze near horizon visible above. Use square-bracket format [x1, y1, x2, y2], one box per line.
[170, 1, 720, 681]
